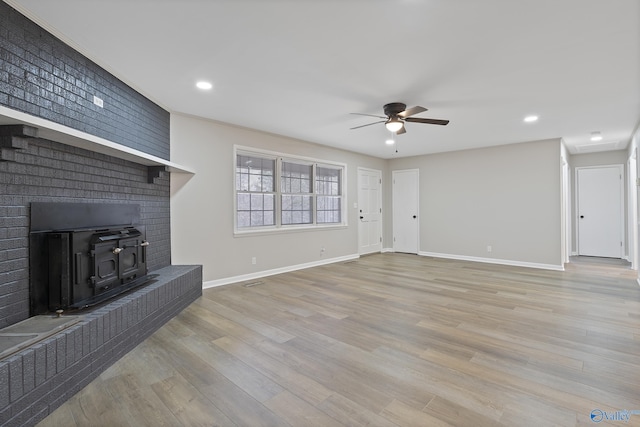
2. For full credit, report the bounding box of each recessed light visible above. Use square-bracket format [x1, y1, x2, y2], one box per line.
[196, 81, 213, 90]
[590, 131, 603, 141]
[524, 115, 538, 123]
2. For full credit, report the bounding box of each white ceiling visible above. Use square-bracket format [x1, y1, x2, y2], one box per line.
[5, 0, 639, 159]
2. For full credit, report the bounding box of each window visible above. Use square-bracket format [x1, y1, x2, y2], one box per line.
[235, 148, 346, 232]
[281, 161, 313, 225]
[316, 165, 342, 224]
[236, 154, 275, 228]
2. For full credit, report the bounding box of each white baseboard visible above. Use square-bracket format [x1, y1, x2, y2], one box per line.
[571, 252, 633, 264]
[418, 251, 565, 271]
[203, 253, 360, 289]
[203, 251, 565, 289]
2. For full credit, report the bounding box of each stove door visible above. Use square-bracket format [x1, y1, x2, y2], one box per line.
[91, 242, 120, 294]
[69, 230, 94, 305]
[119, 237, 143, 282]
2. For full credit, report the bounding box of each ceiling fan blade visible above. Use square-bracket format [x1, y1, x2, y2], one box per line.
[350, 120, 385, 130]
[350, 113, 387, 119]
[404, 117, 450, 126]
[398, 106, 427, 118]
[396, 126, 407, 135]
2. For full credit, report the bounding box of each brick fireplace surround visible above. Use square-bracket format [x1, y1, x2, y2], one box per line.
[0, 2, 202, 425]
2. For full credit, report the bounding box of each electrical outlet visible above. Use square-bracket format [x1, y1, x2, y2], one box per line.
[251, 257, 256, 265]
[320, 247, 326, 256]
[487, 245, 492, 253]
[93, 96, 104, 108]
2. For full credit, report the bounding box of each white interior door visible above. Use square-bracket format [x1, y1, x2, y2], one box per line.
[358, 168, 382, 254]
[577, 165, 623, 258]
[393, 169, 419, 254]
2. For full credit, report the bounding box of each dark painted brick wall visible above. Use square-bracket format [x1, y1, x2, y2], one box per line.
[0, 137, 171, 328]
[0, 1, 170, 160]
[0, 2, 173, 328]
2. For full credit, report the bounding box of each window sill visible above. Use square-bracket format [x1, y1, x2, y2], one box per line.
[234, 223, 348, 237]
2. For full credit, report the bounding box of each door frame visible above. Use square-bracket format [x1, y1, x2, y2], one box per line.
[575, 164, 624, 258]
[562, 156, 570, 264]
[628, 150, 638, 269]
[357, 167, 383, 255]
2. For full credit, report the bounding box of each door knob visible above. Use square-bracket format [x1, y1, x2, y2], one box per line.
[413, 215, 417, 219]
[359, 216, 364, 219]
[580, 215, 584, 219]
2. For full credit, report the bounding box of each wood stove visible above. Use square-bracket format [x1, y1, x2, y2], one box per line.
[30, 203, 153, 314]
[46, 225, 149, 310]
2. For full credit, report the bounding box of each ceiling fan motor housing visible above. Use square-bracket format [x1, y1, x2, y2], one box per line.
[383, 102, 407, 117]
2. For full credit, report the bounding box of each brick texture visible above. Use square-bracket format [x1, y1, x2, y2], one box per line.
[0, 137, 172, 328]
[0, 2, 170, 160]
[0, 2, 173, 329]
[0, 265, 202, 427]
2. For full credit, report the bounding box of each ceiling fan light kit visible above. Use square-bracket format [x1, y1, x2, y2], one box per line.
[385, 117, 404, 133]
[351, 102, 449, 135]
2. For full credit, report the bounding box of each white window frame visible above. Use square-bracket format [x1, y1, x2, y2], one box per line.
[280, 157, 314, 226]
[234, 145, 347, 235]
[315, 162, 344, 225]
[235, 151, 277, 229]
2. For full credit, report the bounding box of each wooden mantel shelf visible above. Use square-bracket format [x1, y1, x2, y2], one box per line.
[0, 106, 194, 175]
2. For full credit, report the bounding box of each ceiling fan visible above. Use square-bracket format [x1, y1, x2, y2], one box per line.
[350, 102, 449, 134]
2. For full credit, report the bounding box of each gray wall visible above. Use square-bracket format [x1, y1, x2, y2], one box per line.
[170, 113, 387, 284]
[388, 139, 563, 268]
[171, 115, 565, 283]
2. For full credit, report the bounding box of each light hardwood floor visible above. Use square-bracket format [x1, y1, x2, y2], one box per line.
[38, 254, 640, 426]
